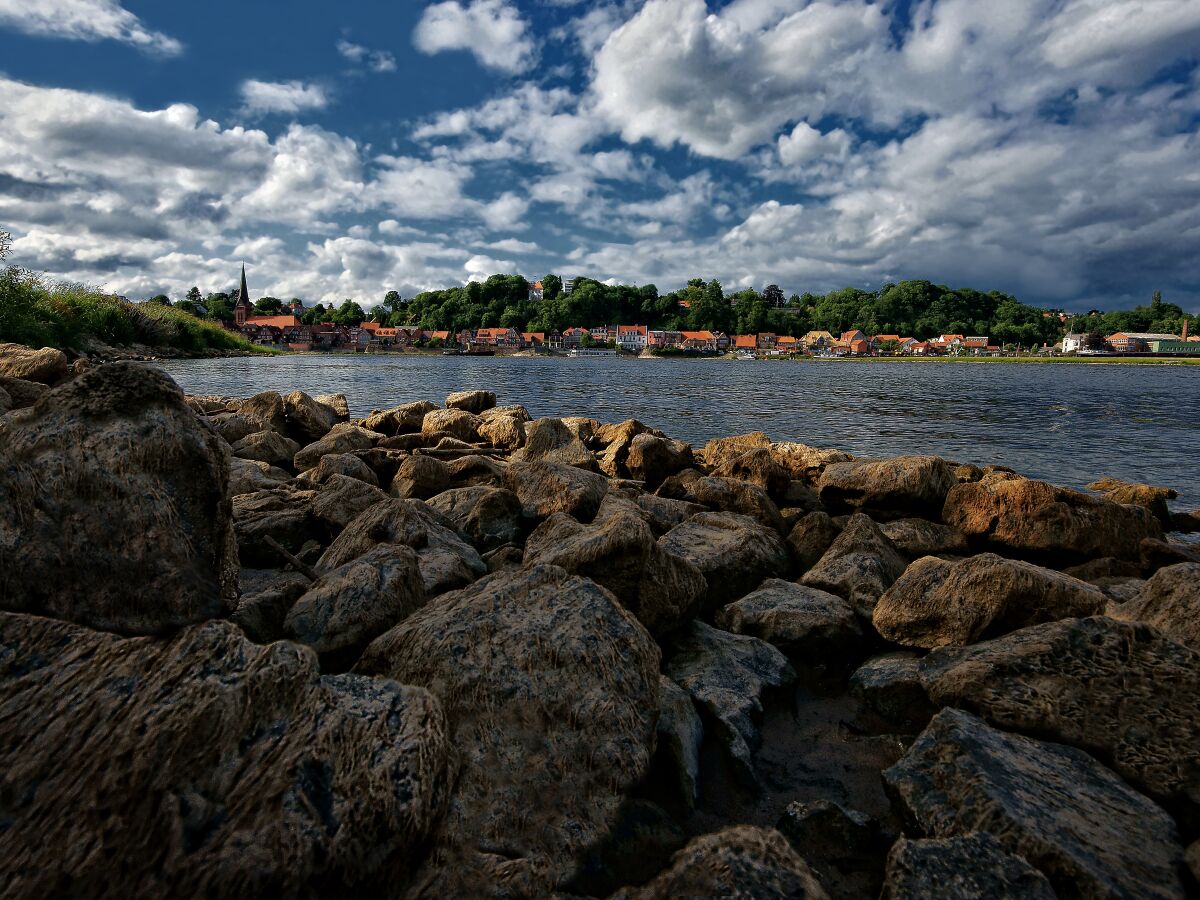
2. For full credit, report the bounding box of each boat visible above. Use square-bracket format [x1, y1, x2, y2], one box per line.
[735, 350, 756, 360]
[567, 348, 618, 357]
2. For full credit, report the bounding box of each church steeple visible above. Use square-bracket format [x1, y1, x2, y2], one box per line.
[234, 263, 252, 326]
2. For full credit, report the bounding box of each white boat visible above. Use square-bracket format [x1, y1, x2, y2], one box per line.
[735, 350, 756, 360]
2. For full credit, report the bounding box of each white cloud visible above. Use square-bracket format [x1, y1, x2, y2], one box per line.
[465, 253, 517, 280]
[413, 0, 537, 74]
[777, 122, 851, 166]
[336, 39, 397, 73]
[0, 0, 181, 55]
[239, 80, 330, 118]
[482, 192, 530, 230]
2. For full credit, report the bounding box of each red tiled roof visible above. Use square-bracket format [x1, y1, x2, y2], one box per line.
[733, 335, 757, 348]
[680, 330, 715, 341]
[245, 314, 301, 328]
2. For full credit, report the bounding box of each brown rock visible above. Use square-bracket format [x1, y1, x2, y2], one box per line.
[611, 826, 827, 899]
[1088, 475, 1177, 527]
[388, 453, 451, 499]
[0, 376, 48, 410]
[427, 485, 523, 551]
[299, 451, 379, 487]
[236, 390, 288, 434]
[700, 431, 772, 469]
[445, 389, 496, 413]
[626, 432, 695, 488]
[230, 429, 302, 469]
[801, 513, 906, 616]
[769, 441, 853, 482]
[478, 412, 525, 449]
[512, 416, 597, 469]
[879, 517, 969, 557]
[0, 342, 68, 383]
[1110, 562, 1200, 650]
[309, 475, 388, 533]
[711, 447, 790, 495]
[656, 675, 703, 808]
[873, 553, 1105, 649]
[355, 565, 660, 896]
[881, 833, 1058, 899]
[232, 487, 318, 566]
[229, 456, 291, 495]
[0, 613, 450, 898]
[503, 459, 609, 521]
[445, 453, 505, 488]
[716, 578, 862, 662]
[664, 474, 786, 533]
[283, 389, 336, 443]
[363, 400, 436, 436]
[659, 511, 791, 610]
[313, 392, 350, 421]
[0, 362, 237, 634]
[421, 407, 482, 443]
[942, 477, 1163, 562]
[293, 423, 381, 471]
[787, 510, 838, 572]
[208, 411, 261, 445]
[634, 492, 707, 535]
[818, 455, 956, 519]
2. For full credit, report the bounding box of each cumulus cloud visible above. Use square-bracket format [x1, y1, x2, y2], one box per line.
[239, 80, 330, 118]
[336, 39, 397, 73]
[413, 0, 537, 73]
[0, 0, 181, 55]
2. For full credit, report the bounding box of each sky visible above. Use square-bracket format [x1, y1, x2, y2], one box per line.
[0, 0, 1197, 311]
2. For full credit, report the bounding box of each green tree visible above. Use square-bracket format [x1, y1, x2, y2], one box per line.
[185, 286, 202, 306]
[0, 229, 10, 261]
[542, 274, 562, 303]
[147, 294, 171, 306]
[301, 303, 328, 325]
[762, 284, 785, 307]
[254, 297, 284, 314]
[329, 299, 366, 326]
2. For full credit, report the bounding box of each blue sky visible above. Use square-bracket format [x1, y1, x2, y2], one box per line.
[1, 0, 1198, 311]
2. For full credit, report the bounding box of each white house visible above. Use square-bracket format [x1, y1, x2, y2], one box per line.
[616, 325, 648, 351]
[1062, 332, 1084, 353]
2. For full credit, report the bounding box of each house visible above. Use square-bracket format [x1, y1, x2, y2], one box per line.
[732, 335, 758, 351]
[775, 335, 800, 352]
[908, 340, 933, 356]
[756, 333, 778, 350]
[648, 330, 683, 349]
[521, 332, 546, 349]
[428, 330, 451, 344]
[546, 330, 564, 350]
[1106, 332, 1180, 353]
[245, 313, 302, 329]
[870, 334, 902, 352]
[616, 325, 648, 351]
[841, 329, 868, 345]
[802, 330, 835, 352]
[680, 330, 720, 351]
[528, 281, 543, 303]
[1062, 333, 1085, 353]
[562, 327, 590, 348]
[475, 327, 522, 347]
[849, 338, 870, 356]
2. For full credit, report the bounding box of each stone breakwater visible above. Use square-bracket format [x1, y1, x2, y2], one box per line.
[0, 345, 1198, 898]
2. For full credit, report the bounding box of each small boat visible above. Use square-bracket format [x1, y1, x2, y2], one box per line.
[735, 350, 756, 360]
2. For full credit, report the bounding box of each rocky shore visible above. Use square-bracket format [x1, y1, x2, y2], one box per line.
[1, 342, 1198, 898]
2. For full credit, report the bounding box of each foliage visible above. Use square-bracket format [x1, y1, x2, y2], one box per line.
[1066, 294, 1196, 340]
[0, 266, 258, 352]
[254, 296, 284, 314]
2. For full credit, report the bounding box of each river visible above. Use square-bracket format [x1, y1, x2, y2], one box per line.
[158, 354, 1200, 510]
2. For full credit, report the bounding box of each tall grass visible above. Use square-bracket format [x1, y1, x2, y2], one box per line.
[0, 266, 259, 353]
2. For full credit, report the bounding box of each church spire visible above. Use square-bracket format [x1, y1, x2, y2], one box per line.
[237, 264, 250, 307]
[234, 263, 251, 326]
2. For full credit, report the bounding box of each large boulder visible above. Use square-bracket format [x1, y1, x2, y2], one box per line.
[916, 616, 1200, 822]
[309, 474, 388, 533]
[769, 441, 853, 482]
[208, 411, 262, 445]
[231, 429, 301, 469]
[299, 451, 379, 487]
[317, 498, 485, 597]
[715, 578, 862, 663]
[230, 568, 311, 643]
[232, 487, 317, 566]
[633, 492, 707, 535]
[1110, 562, 1200, 649]
[801, 513, 906, 617]
[596, 419, 662, 477]
[873, 553, 1105, 649]
[314, 392, 349, 422]
[445, 389, 496, 413]
[0, 375, 48, 410]
[421, 407, 482, 443]
[942, 478, 1163, 562]
[0, 342, 68, 383]
[884, 708, 1186, 899]
[787, 510, 837, 572]
[0, 362, 238, 634]
[283, 389, 336, 443]
[879, 518, 968, 558]
[664, 620, 795, 784]
[229, 456, 291, 496]
[663, 474, 786, 533]
[625, 432, 694, 488]
[711, 447, 790, 496]
[1088, 475, 1177, 527]
[700, 432, 772, 469]
[477, 411, 525, 450]
[881, 833, 1056, 900]
[236, 390, 288, 434]
[363, 400, 436, 436]
[387, 453, 451, 499]
[659, 511, 791, 611]
[293, 423, 380, 471]
[503, 459, 609, 521]
[427, 485, 523, 551]
[611, 826, 827, 900]
[818, 455, 956, 519]
[512, 417, 596, 469]
[284, 544, 426, 662]
[0, 613, 450, 898]
[523, 506, 706, 635]
[355, 565, 661, 896]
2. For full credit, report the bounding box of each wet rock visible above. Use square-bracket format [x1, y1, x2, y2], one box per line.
[849, 652, 934, 731]
[711, 447, 790, 496]
[523, 507, 706, 635]
[943, 477, 1163, 562]
[284, 544, 425, 661]
[230, 429, 301, 469]
[610, 826, 827, 899]
[634, 492, 707, 535]
[801, 513, 906, 617]
[229, 456, 291, 495]
[883, 707, 1185, 899]
[0, 375, 47, 409]
[1110, 562, 1200, 650]
[317, 498, 485, 597]
[0, 342, 68, 383]
[283, 389, 336, 443]
[388, 453, 451, 499]
[700, 431, 773, 469]
[309, 475, 388, 533]
[230, 568, 310, 643]
[298, 451, 379, 487]
[293, 423, 381, 471]
[236, 390, 288, 434]
[788, 510, 838, 572]
[512, 416, 597, 469]
[656, 675, 703, 808]
[0, 362, 237, 634]
[626, 432, 694, 488]
[879, 518, 969, 558]
[0, 613, 450, 898]
[664, 620, 796, 784]
[445, 389, 496, 413]
[716, 578, 862, 663]
[776, 799, 875, 866]
[363, 400, 436, 436]
[918, 616, 1200, 822]
[881, 833, 1055, 900]
[427, 485, 523, 551]
[769, 441, 853, 483]
[421, 407, 482, 443]
[873, 553, 1105, 649]
[232, 487, 318, 566]
[664, 474, 787, 533]
[1088, 475, 1177, 527]
[819, 455, 956, 519]
[659, 511, 791, 611]
[503, 459, 609, 521]
[314, 392, 349, 421]
[355, 565, 660, 897]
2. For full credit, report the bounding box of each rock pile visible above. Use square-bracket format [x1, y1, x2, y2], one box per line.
[1, 350, 1198, 897]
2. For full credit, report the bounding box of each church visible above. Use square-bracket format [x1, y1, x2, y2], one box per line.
[233, 265, 303, 329]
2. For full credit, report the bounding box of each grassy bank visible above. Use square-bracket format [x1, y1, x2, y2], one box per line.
[0, 266, 261, 354]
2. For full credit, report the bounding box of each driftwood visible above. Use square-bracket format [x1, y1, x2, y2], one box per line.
[263, 535, 318, 581]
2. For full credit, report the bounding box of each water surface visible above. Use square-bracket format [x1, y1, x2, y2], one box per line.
[159, 355, 1200, 509]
